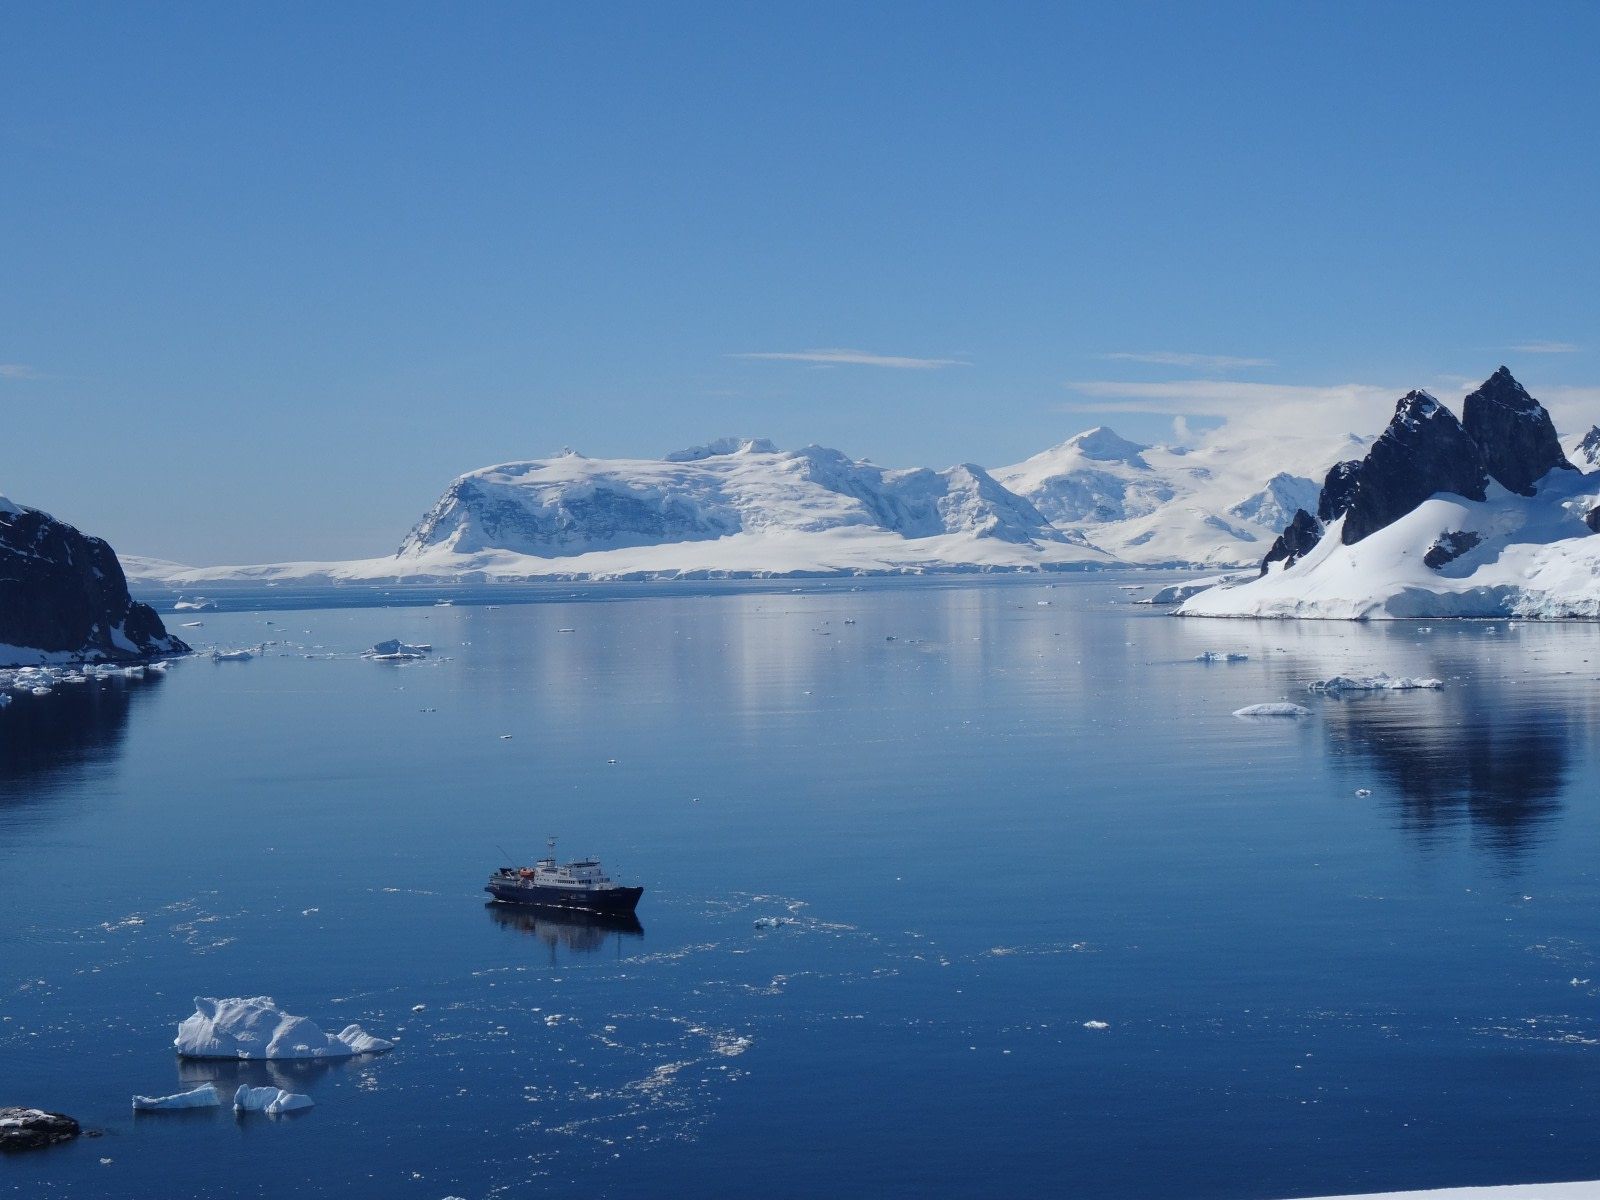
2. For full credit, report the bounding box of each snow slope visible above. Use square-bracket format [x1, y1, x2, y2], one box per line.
[123, 440, 1118, 584]
[1288, 1186, 1600, 1200]
[399, 440, 1084, 555]
[994, 426, 1368, 567]
[124, 525, 1115, 586]
[1177, 467, 1600, 619]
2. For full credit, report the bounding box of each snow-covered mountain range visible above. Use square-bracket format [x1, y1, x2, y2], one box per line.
[1178, 369, 1600, 619]
[992, 425, 1367, 567]
[122, 425, 1389, 585]
[400, 438, 1094, 556]
[112, 373, 1600, 595]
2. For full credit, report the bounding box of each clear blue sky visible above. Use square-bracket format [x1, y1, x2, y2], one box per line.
[4, 1, 1596, 564]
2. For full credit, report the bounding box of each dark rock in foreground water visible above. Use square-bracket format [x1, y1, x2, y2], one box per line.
[0, 1107, 80, 1152]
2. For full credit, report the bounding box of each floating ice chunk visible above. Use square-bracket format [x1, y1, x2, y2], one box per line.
[363, 639, 431, 660]
[174, 996, 394, 1060]
[132, 1084, 221, 1111]
[335, 1024, 395, 1054]
[753, 917, 792, 929]
[1308, 673, 1443, 693]
[1194, 651, 1249, 663]
[233, 1085, 313, 1114]
[210, 648, 253, 662]
[1233, 703, 1312, 718]
[1083, 1020, 1110, 1030]
[1355, 788, 1372, 797]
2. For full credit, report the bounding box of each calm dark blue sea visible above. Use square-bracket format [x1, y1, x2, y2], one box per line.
[5, 575, 1600, 1200]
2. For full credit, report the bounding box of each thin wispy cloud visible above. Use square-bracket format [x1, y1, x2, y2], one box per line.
[1510, 341, 1582, 354]
[0, 363, 42, 380]
[1101, 351, 1274, 370]
[731, 348, 970, 370]
[1064, 378, 1400, 439]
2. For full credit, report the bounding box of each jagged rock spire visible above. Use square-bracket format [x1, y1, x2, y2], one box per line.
[1337, 391, 1488, 544]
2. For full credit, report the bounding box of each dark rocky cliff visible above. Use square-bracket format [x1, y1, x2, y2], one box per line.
[1262, 368, 1581, 572]
[1461, 366, 1574, 495]
[0, 502, 189, 666]
[1338, 390, 1489, 544]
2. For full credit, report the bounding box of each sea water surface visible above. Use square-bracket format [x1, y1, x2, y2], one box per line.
[4, 575, 1600, 1199]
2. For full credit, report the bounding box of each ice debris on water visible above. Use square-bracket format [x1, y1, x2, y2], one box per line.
[363, 639, 431, 661]
[1083, 1020, 1110, 1030]
[753, 916, 793, 929]
[132, 1084, 221, 1112]
[1307, 673, 1442, 694]
[1194, 651, 1249, 663]
[1233, 703, 1312, 718]
[1355, 788, 1372, 797]
[174, 996, 394, 1060]
[233, 1085, 313, 1114]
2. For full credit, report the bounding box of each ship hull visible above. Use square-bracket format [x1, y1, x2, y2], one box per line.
[484, 881, 644, 913]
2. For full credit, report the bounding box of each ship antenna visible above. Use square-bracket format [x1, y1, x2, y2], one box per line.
[547, 835, 556, 861]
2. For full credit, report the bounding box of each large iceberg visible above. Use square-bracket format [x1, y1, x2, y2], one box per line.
[174, 996, 394, 1060]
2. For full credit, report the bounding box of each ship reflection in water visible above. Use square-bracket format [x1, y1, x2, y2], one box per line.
[485, 902, 645, 960]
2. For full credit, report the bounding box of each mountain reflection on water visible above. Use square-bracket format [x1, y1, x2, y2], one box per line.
[485, 902, 645, 958]
[1320, 679, 1570, 861]
[0, 672, 166, 801]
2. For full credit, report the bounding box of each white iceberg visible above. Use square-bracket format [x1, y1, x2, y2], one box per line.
[132, 1083, 221, 1111]
[174, 996, 394, 1060]
[1194, 651, 1249, 663]
[1308, 673, 1443, 693]
[362, 638, 431, 660]
[1233, 703, 1312, 718]
[233, 1085, 313, 1114]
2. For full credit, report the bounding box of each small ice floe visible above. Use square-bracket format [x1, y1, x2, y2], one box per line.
[174, 598, 216, 612]
[1355, 788, 1372, 797]
[174, 996, 394, 1060]
[753, 916, 792, 930]
[1308, 673, 1443, 694]
[233, 1085, 312, 1115]
[1233, 703, 1312, 718]
[210, 648, 253, 662]
[362, 639, 430, 661]
[1083, 1020, 1110, 1030]
[179, 621, 204, 628]
[132, 1084, 221, 1112]
[1194, 651, 1249, 663]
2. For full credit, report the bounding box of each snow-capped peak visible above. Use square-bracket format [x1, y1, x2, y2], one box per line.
[664, 437, 779, 463]
[1065, 426, 1151, 467]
